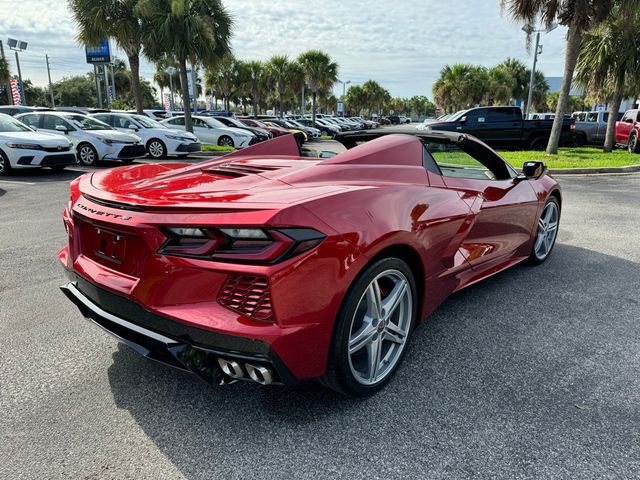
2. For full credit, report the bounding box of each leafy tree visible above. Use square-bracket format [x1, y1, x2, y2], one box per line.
[345, 84, 367, 115]
[361, 80, 390, 116]
[244, 60, 267, 117]
[205, 55, 240, 112]
[501, 0, 619, 153]
[70, 0, 145, 113]
[137, 0, 232, 132]
[21, 79, 49, 106]
[408, 95, 436, 118]
[433, 64, 489, 112]
[53, 75, 97, 107]
[0, 56, 10, 105]
[522, 70, 550, 113]
[495, 58, 529, 103]
[297, 50, 338, 126]
[545, 91, 585, 112]
[265, 55, 296, 116]
[575, 6, 640, 151]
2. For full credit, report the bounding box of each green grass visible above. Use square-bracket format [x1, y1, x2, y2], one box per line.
[500, 148, 640, 169]
[201, 144, 235, 152]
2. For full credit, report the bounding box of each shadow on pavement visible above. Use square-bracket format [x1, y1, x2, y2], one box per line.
[106, 244, 640, 478]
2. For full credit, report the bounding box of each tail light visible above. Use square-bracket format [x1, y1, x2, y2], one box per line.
[158, 226, 325, 264]
[570, 121, 576, 133]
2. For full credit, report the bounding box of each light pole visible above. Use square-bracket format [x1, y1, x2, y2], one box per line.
[340, 79, 351, 116]
[7, 38, 27, 105]
[522, 22, 557, 119]
[166, 66, 176, 110]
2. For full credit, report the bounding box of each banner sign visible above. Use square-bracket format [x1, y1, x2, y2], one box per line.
[85, 39, 111, 64]
[163, 92, 171, 110]
[337, 101, 344, 113]
[9, 79, 22, 105]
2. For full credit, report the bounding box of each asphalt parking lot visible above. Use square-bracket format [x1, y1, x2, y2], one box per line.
[1, 159, 639, 479]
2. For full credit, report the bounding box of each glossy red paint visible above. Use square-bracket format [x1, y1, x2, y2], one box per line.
[615, 109, 639, 146]
[238, 117, 290, 137]
[59, 133, 561, 382]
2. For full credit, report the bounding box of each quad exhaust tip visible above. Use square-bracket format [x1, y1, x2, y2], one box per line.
[217, 358, 274, 385]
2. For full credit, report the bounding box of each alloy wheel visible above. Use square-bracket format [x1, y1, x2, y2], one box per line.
[534, 201, 559, 261]
[79, 145, 96, 165]
[148, 141, 164, 158]
[348, 269, 412, 385]
[629, 135, 637, 153]
[0, 156, 6, 174]
[218, 136, 234, 147]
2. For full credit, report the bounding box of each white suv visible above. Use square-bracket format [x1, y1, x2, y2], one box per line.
[16, 112, 146, 166]
[91, 113, 201, 159]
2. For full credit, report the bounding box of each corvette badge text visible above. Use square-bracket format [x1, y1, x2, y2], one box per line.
[76, 203, 132, 221]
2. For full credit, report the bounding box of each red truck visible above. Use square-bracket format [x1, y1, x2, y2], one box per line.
[615, 109, 640, 153]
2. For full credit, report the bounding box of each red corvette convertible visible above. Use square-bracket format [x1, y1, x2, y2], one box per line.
[59, 131, 561, 396]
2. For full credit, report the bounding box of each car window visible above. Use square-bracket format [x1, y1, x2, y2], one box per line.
[602, 112, 609, 123]
[464, 109, 488, 123]
[19, 114, 39, 129]
[622, 111, 633, 122]
[0, 114, 33, 132]
[113, 116, 134, 129]
[67, 115, 111, 130]
[42, 115, 74, 131]
[168, 117, 185, 126]
[587, 112, 598, 123]
[92, 114, 113, 126]
[133, 115, 163, 128]
[575, 112, 587, 121]
[192, 118, 208, 128]
[486, 108, 518, 122]
[424, 142, 513, 181]
[636, 111, 640, 122]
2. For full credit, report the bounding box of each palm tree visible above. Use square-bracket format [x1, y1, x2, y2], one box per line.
[501, 0, 620, 154]
[205, 55, 239, 112]
[244, 60, 266, 117]
[345, 84, 366, 116]
[137, 0, 232, 132]
[265, 55, 293, 116]
[522, 70, 549, 113]
[433, 64, 489, 112]
[361, 80, 391, 117]
[575, 7, 640, 152]
[297, 50, 338, 126]
[0, 56, 10, 104]
[69, 0, 145, 113]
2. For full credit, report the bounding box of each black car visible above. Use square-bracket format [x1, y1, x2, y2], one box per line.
[387, 115, 401, 125]
[212, 116, 271, 142]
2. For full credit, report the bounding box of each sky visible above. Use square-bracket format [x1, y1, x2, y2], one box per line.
[0, 0, 569, 100]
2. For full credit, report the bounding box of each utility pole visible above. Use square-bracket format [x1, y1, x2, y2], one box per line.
[301, 84, 305, 115]
[104, 65, 110, 107]
[45, 54, 55, 107]
[167, 66, 175, 110]
[94, 65, 102, 108]
[110, 63, 116, 100]
[522, 22, 558, 118]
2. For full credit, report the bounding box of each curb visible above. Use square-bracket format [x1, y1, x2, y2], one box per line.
[549, 164, 640, 175]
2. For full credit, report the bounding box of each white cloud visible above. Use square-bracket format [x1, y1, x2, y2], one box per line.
[0, 0, 568, 100]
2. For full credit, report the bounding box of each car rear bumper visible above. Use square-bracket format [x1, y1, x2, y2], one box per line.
[61, 271, 299, 386]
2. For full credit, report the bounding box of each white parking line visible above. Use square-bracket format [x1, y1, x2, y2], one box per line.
[0, 180, 37, 186]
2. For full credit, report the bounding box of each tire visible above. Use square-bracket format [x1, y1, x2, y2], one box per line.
[0, 150, 11, 176]
[146, 138, 167, 159]
[217, 135, 234, 148]
[529, 196, 560, 265]
[323, 257, 418, 397]
[574, 133, 586, 147]
[77, 143, 98, 166]
[628, 133, 639, 154]
[529, 136, 547, 150]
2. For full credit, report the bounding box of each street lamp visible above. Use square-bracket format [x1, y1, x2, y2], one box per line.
[7, 38, 27, 105]
[522, 22, 558, 118]
[340, 79, 351, 116]
[166, 66, 176, 110]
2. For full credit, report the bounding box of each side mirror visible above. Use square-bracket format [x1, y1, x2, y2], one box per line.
[55, 125, 68, 133]
[522, 161, 546, 179]
[128, 124, 139, 131]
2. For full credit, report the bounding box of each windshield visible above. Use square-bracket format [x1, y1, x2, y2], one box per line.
[446, 110, 469, 122]
[68, 115, 112, 130]
[288, 120, 305, 128]
[222, 117, 246, 128]
[0, 115, 32, 132]
[133, 115, 164, 128]
[203, 117, 225, 128]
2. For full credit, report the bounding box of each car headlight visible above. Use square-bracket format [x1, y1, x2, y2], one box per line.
[166, 133, 196, 142]
[6, 142, 42, 150]
[158, 226, 325, 264]
[100, 138, 116, 146]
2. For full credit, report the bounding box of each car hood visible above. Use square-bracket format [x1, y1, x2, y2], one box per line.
[149, 128, 198, 140]
[88, 130, 142, 142]
[0, 131, 72, 146]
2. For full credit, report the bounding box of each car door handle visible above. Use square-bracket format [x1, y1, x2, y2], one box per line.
[456, 126, 462, 130]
